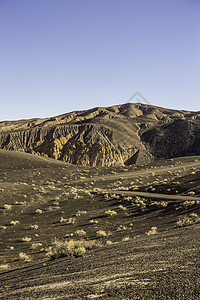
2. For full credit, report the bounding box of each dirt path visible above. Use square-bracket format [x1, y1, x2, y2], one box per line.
[75, 159, 200, 202]
[101, 189, 200, 202]
[75, 160, 200, 183]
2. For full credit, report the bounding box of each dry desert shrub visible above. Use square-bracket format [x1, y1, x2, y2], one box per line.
[133, 196, 147, 211]
[21, 237, 32, 242]
[83, 190, 91, 196]
[93, 187, 102, 192]
[73, 246, 86, 257]
[0, 264, 10, 270]
[89, 219, 99, 224]
[46, 206, 60, 212]
[177, 213, 200, 227]
[103, 193, 110, 199]
[160, 202, 168, 208]
[3, 204, 12, 210]
[19, 252, 31, 262]
[44, 181, 54, 186]
[75, 229, 86, 237]
[14, 201, 27, 205]
[182, 200, 199, 208]
[31, 242, 43, 250]
[124, 196, 133, 202]
[117, 225, 127, 231]
[106, 240, 113, 245]
[52, 200, 60, 206]
[152, 201, 168, 208]
[146, 227, 158, 235]
[118, 205, 127, 211]
[10, 220, 20, 225]
[46, 239, 100, 260]
[29, 224, 39, 230]
[122, 236, 130, 242]
[96, 230, 107, 237]
[120, 187, 129, 191]
[76, 210, 87, 217]
[187, 191, 196, 195]
[0, 226, 7, 230]
[104, 210, 117, 217]
[60, 217, 76, 224]
[60, 216, 67, 223]
[67, 217, 76, 224]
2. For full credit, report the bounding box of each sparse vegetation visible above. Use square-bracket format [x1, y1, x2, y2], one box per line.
[3, 204, 12, 210]
[10, 220, 20, 225]
[61, 217, 76, 224]
[104, 210, 117, 217]
[118, 205, 127, 211]
[117, 225, 127, 231]
[19, 252, 31, 262]
[0, 225, 7, 230]
[22, 237, 32, 242]
[152, 201, 168, 208]
[73, 246, 86, 257]
[75, 229, 86, 237]
[1, 137, 200, 299]
[182, 200, 198, 208]
[96, 230, 107, 237]
[106, 240, 113, 245]
[0, 264, 10, 270]
[133, 196, 147, 211]
[177, 213, 200, 227]
[146, 226, 158, 235]
[89, 219, 99, 224]
[60, 216, 67, 223]
[46, 239, 100, 259]
[122, 236, 130, 242]
[76, 210, 87, 216]
[31, 242, 43, 250]
[29, 224, 39, 230]
[187, 191, 196, 195]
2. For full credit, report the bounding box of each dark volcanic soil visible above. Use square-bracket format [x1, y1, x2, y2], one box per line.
[0, 150, 200, 299]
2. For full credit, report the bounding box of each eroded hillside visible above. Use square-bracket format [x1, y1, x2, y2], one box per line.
[0, 103, 200, 166]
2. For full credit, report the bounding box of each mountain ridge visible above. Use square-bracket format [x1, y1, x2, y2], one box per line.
[0, 103, 200, 166]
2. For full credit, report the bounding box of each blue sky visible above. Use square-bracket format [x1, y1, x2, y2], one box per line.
[0, 0, 199, 121]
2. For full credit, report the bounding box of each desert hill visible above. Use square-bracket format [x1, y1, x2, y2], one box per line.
[1, 103, 200, 166]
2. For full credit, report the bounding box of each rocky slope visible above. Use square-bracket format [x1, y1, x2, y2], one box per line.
[0, 103, 200, 166]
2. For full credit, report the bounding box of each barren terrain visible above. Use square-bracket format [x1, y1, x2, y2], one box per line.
[0, 149, 200, 299]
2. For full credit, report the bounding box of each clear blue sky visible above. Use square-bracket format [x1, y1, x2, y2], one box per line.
[0, 0, 199, 121]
